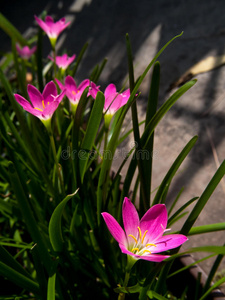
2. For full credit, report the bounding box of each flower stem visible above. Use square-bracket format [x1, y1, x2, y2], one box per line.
[118, 271, 130, 300]
[49, 128, 65, 197]
[118, 256, 136, 300]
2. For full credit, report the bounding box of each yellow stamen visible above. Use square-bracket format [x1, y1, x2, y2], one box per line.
[141, 230, 148, 244]
[47, 102, 49, 105]
[42, 100, 45, 109]
[72, 90, 76, 95]
[146, 243, 157, 247]
[138, 226, 142, 240]
[132, 248, 139, 252]
[34, 107, 43, 112]
[143, 249, 151, 254]
[128, 234, 138, 244]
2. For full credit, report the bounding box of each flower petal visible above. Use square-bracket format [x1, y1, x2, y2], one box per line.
[78, 79, 90, 92]
[27, 84, 43, 109]
[153, 234, 188, 253]
[34, 15, 49, 34]
[119, 244, 169, 262]
[122, 197, 139, 238]
[140, 204, 167, 242]
[55, 78, 65, 91]
[104, 83, 117, 98]
[65, 75, 77, 91]
[42, 81, 58, 101]
[101, 212, 127, 245]
[42, 101, 60, 120]
[14, 94, 43, 118]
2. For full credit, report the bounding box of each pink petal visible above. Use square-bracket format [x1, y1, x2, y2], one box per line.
[14, 94, 43, 118]
[77, 79, 90, 93]
[122, 197, 139, 239]
[101, 212, 127, 246]
[45, 16, 54, 26]
[104, 83, 117, 98]
[140, 204, 167, 242]
[42, 101, 60, 120]
[153, 234, 188, 253]
[48, 55, 54, 63]
[89, 82, 100, 99]
[119, 244, 169, 262]
[121, 89, 130, 98]
[104, 94, 118, 112]
[27, 84, 43, 109]
[34, 15, 49, 33]
[42, 81, 58, 103]
[55, 89, 66, 103]
[55, 78, 65, 91]
[65, 76, 77, 91]
[108, 94, 123, 113]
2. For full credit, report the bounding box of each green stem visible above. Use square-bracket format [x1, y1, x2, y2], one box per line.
[118, 256, 136, 300]
[49, 129, 65, 197]
[118, 271, 130, 300]
[53, 46, 57, 78]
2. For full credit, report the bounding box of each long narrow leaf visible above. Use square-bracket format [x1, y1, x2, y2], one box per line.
[8, 162, 52, 269]
[180, 159, 225, 235]
[79, 91, 104, 182]
[153, 136, 198, 205]
[142, 80, 197, 149]
[187, 223, 225, 235]
[0, 13, 27, 45]
[0, 261, 40, 295]
[47, 271, 57, 300]
[144, 61, 160, 205]
[49, 190, 77, 252]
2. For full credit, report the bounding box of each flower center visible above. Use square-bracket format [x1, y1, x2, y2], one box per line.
[128, 226, 156, 255]
[72, 90, 80, 96]
[34, 100, 50, 112]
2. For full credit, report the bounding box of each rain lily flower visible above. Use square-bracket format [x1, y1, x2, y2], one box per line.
[34, 15, 71, 48]
[102, 197, 187, 263]
[55, 75, 91, 114]
[16, 43, 37, 60]
[48, 53, 76, 71]
[14, 81, 65, 128]
[90, 83, 130, 115]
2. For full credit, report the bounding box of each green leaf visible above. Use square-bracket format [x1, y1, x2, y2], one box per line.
[114, 283, 141, 294]
[8, 162, 52, 269]
[79, 91, 104, 182]
[187, 223, 225, 235]
[168, 197, 198, 227]
[0, 13, 27, 45]
[0, 245, 32, 278]
[0, 261, 40, 295]
[199, 276, 225, 300]
[71, 42, 88, 77]
[49, 190, 78, 252]
[147, 290, 168, 300]
[144, 61, 160, 205]
[142, 80, 197, 149]
[180, 159, 225, 235]
[47, 266, 57, 300]
[152, 135, 198, 205]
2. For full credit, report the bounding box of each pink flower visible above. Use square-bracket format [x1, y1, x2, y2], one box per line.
[16, 44, 37, 60]
[55, 76, 91, 106]
[102, 197, 187, 262]
[14, 81, 65, 121]
[48, 53, 76, 70]
[90, 83, 130, 115]
[34, 15, 71, 46]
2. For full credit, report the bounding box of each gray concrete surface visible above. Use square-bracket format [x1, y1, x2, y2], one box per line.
[1, 0, 225, 285]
